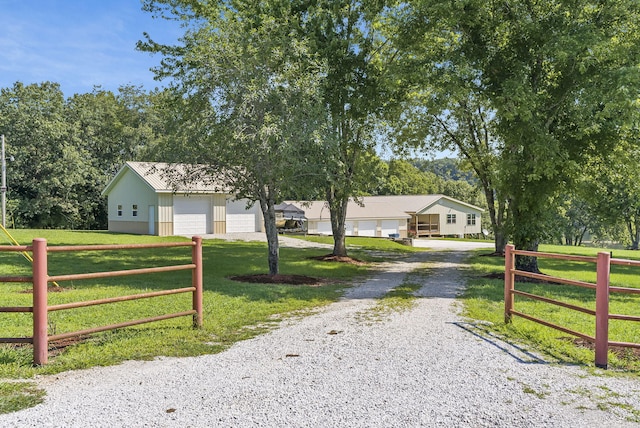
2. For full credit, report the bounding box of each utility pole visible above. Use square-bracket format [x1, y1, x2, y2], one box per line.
[1, 134, 6, 228]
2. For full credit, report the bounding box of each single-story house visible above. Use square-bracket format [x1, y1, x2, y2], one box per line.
[102, 161, 264, 236]
[293, 194, 483, 239]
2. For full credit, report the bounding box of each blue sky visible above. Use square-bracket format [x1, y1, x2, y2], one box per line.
[0, 0, 183, 96]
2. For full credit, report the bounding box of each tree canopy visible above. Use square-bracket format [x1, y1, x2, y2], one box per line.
[139, 0, 327, 274]
[390, 0, 640, 267]
[0, 83, 160, 229]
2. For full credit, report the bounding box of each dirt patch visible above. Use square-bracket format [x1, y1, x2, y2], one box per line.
[229, 274, 325, 286]
[563, 337, 640, 362]
[20, 285, 72, 294]
[309, 254, 367, 266]
[48, 336, 87, 357]
[483, 272, 554, 284]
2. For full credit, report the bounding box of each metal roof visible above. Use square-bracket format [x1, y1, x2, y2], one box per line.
[290, 195, 483, 221]
[102, 161, 227, 195]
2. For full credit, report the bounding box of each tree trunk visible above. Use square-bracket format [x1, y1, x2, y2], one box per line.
[577, 226, 587, 246]
[515, 249, 540, 272]
[484, 186, 508, 255]
[627, 216, 640, 250]
[327, 189, 349, 257]
[260, 198, 280, 275]
[494, 229, 508, 255]
[511, 202, 541, 273]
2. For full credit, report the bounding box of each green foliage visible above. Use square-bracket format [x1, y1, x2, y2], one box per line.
[412, 158, 476, 183]
[581, 141, 640, 249]
[389, 0, 640, 262]
[374, 159, 440, 195]
[0, 83, 163, 230]
[296, 0, 395, 256]
[0, 382, 45, 414]
[139, 0, 330, 274]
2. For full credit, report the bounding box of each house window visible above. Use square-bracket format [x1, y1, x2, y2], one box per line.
[132, 204, 138, 217]
[447, 214, 456, 224]
[467, 214, 476, 226]
[117, 205, 122, 217]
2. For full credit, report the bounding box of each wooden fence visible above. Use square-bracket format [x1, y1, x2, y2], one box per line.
[504, 244, 640, 369]
[0, 236, 203, 365]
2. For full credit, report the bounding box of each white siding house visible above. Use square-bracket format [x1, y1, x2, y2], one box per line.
[102, 162, 263, 236]
[294, 194, 483, 239]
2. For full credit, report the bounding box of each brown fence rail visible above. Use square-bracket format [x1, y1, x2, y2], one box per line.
[504, 244, 640, 369]
[0, 237, 203, 365]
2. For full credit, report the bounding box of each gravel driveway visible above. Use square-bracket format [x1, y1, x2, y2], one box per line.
[1, 240, 639, 427]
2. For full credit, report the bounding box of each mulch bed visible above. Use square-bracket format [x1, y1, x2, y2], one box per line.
[309, 254, 367, 266]
[229, 274, 324, 286]
[229, 254, 366, 285]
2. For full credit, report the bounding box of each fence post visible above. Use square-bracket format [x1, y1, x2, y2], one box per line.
[595, 251, 610, 369]
[192, 236, 203, 328]
[504, 244, 515, 323]
[32, 238, 48, 365]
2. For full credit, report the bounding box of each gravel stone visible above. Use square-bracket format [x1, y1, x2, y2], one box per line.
[1, 239, 638, 427]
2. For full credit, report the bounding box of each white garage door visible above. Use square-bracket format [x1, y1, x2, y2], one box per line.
[174, 196, 211, 235]
[345, 221, 354, 236]
[358, 221, 377, 237]
[226, 214, 256, 233]
[381, 220, 399, 237]
[317, 221, 332, 235]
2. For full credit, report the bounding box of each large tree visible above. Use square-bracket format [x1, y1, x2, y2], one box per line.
[298, 0, 393, 257]
[582, 140, 640, 249]
[67, 85, 162, 228]
[374, 159, 440, 196]
[393, 0, 640, 269]
[140, 0, 326, 274]
[390, 83, 509, 253]
[0, 82, 91, 228]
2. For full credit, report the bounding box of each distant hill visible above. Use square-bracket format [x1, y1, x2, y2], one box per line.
[410, 158, 476, 183]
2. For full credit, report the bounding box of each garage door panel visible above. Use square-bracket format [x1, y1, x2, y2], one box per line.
[226, 214, 256, 233]
[358, 221, 377, 237]
[174, 196, 211, 235]
[345, 221, 354, 236]
[317, 221, 332, 235]
[381, 220, 399, 237]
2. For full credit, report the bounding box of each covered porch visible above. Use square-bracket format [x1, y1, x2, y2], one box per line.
[410, 213, 440, 237]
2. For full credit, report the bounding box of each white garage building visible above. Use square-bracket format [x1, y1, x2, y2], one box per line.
[102, 162, 263, 236]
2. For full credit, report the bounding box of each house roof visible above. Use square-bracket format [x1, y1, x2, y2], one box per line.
[365, 194, 484, 214]
[292, 199, 411, 221]
[102, 161, 227, 195]
[291, 194, 483, 221]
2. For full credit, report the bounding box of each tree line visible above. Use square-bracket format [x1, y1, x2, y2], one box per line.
[1, 0, 639, 275]
[0, 82, 477, 230]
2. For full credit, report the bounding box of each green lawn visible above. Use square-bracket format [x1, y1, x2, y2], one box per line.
[0, 230, 377, 380]
[462, 244, 640, 372]
[292, 234, 427, 254]
[3, 231, 639, 413]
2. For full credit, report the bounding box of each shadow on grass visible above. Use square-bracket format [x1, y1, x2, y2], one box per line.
[453, 321, 551, 365]
[1, 240, 361, 304]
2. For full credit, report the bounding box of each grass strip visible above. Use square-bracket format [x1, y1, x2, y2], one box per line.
[0, 381, 45, 413]
[461, 244, 640, 373]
